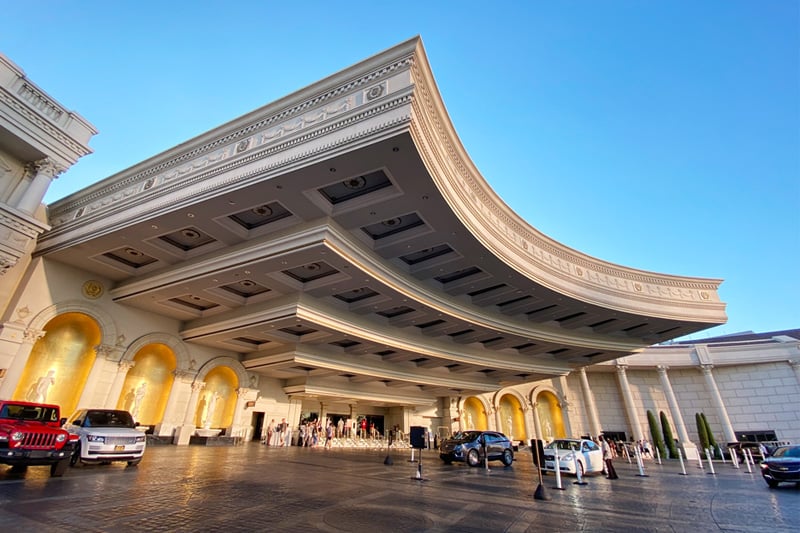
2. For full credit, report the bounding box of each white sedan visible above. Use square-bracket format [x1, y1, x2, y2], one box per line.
[542, 438, 604, 476]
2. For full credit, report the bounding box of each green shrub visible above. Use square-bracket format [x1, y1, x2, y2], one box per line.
[660, 411, 678, 458]
[696, 412, 710, 456]
[647, 410, 667, 459]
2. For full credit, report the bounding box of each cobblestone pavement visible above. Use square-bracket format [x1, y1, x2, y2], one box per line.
[0, 443, 797, 532]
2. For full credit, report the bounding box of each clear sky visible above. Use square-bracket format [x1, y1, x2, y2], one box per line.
[2, 1, 797, 341]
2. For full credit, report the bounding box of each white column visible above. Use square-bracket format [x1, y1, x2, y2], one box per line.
[175, 381, 205, 445]
[16, 158, 63, 214]
[155, 370, 193, 437]
[523, 401, 536, 442]
[657, 365, 699, 460]
[557, 376, 573, 438]
[699, 364, 737, 443]
[531, 399, 543, 441]
[76, 344, 117, 409]
[229, 388, 248, 438]
[615, 364, 644, 441]
[578, 368, 602, 438]
[104, 360, 135, 407]
[0, 326, 45, 399]
[494, 403, 503, 434]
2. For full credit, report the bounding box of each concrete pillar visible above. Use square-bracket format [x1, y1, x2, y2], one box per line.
[104, 360, 135, 407]
[578, 367, 602, 438]
[76, 344, 117, 409]
[16, 158, 63, 214]
[657, 365, 699, 460]
[0, 326, 45, 399]
[615, 364, 644, 441]
[175, 381, 205, 445]
[699, 364, 737, 443]
[557, 376, 573, 438]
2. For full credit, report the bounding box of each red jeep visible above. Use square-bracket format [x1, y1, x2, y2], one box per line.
[0, 399, 77, 477]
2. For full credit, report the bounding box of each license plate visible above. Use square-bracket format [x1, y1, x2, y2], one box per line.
[545, 461, 554, 467]
[114, 445, 125, 451]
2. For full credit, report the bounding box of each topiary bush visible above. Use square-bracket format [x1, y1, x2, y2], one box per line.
[660, 411, 678, 459]
[647, 410, 667, 459]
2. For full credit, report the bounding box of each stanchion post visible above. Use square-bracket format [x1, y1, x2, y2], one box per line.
[743, 449, 753, 474]
[696, 449, 705, 470]
[483, 437, 491, 474]
[705, 448, 716, 475]
[635, 446, 649, 477]
[655, 446, 662, 465]
[553, 448, 564, 490]
[623, 445, 632, 464]
[677, 448, 688, 475]
[572, 450, 587, 486]
[729, 447, 740, 469]
[718, 444, 726, 464]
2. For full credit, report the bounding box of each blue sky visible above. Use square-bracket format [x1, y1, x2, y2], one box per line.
[2, 1, 797, 340]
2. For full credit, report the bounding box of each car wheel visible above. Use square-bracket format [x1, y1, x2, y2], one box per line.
[765, 478, 780, 488]
[50, 458, 70, 477]
[70, 443, 82, 467]
[501, 449, 513, 466]
[441, 457, 452, 465]
[467, 448, 481, 467]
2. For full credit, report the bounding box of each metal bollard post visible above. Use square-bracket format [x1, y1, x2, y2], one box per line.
[718, 444, 726, 464]
[696, 449, 704, 470]
[623, 445, 632, 464]
[705, 448, 716, 475]
[678, 448, 688, 475]
[553, 448, 564, 490]
[655, 446, 662, 465]
[729, 448, 740, 469]
[743, 449, 753, 474]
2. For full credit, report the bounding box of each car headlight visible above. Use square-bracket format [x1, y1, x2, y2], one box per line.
[136, 436, 146, 443]
[454, 444, 462, 452]
[56, 433, 66, 442]
[87, 435, 106, 443]
[10, 431, 24, 442]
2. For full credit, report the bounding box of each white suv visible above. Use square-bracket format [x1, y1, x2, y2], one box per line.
[64, 409, 146, 466]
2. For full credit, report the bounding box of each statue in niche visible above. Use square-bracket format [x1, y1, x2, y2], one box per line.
[27, 370, 56, 402]
[203, 392, 221, 429]
[131, 382, 147, 419]
[465, 411, 474, 429]
[507, 415, 514, 439]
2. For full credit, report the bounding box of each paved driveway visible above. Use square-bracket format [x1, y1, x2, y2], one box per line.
[0, 444, 798, 532]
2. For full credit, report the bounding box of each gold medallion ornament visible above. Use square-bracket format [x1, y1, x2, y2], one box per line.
[82, 280, 104, 299]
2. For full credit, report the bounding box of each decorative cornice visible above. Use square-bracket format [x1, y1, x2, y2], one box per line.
[406, 42, 726, 323]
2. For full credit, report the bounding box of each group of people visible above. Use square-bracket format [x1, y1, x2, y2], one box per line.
[262, 418, 290, 446]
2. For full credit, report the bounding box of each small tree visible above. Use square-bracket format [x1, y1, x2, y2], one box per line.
[696, 412, 710, 457]
[660, 411, 678, 458]
[647, 410, 667, 459]
[700, 413, 718, 458]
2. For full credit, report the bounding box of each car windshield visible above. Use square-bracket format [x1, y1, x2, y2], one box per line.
[772, 447, 800, 458]
[0, 403, 59, 422]
[85, 410, 135, 428]
[547, 440, 579, 451]
[451, 431, 482, 442]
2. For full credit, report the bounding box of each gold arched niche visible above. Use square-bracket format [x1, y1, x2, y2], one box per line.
[13, 312, 101, 416]
[195, 366, 238, 429]
[499, 394, 526, 441]
[462, 396, 487, 430]
[117, 343, 176, 425]
[535, 390, 566, 442]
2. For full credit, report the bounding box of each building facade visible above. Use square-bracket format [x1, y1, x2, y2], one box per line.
[3, 40, 786, 459]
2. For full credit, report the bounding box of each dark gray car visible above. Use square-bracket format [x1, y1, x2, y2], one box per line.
[439, 430, 514, 467]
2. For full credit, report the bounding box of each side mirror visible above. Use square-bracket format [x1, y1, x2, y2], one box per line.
[60, 417, 68, 425]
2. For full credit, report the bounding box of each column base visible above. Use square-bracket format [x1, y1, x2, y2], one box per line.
[680, 441, 700, 461]
[174, 424, 197, 446]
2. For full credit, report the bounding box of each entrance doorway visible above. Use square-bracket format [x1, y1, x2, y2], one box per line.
[251, 412, 264, 442]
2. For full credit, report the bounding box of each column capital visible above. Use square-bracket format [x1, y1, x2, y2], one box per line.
[789, 360, 800, 369]
[28, 157, 66, 179]
[700, 363, 714, 373]
[117, 360, 135, 372]
[23, 328, 46, 344]
[615, 363, 628, 375]
[656, 364, 669, 374]
[191, 381, 206, 393]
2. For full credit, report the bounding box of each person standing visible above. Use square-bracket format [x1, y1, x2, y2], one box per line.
[600, 435, 618, 479]
[265, 419, 275, 445]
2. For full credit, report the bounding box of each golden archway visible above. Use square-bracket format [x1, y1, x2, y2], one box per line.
[498, 394, 526, 441]
[117, 343, 176, 425]
[13, 312, 101, 417]
[535, 390, 566, 442]
[462, 396, 487, 430]
[195, 366, 238, 428]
